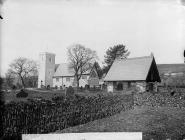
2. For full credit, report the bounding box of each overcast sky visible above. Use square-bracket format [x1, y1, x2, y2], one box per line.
[1, 0, 185, 76]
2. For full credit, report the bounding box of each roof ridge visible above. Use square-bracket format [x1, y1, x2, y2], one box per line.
[58, 62, 68, 65]
[127, 55, 152, 60]
[115, 55, 152, 61]
[157, 63, 185, 65]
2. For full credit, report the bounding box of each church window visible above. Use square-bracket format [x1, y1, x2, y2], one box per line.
[66, 77, 70, 82]
[56, 78, 59, 82]
[49, 57, 52, 62]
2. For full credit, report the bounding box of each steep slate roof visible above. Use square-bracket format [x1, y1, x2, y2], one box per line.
[54, 63, 91, 77]
[157, 64, 185, 74]
[54, 63, 74, 77]
[104, 55, 154, 81]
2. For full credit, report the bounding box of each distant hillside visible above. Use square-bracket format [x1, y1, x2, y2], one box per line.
[157, 64, 185, 74]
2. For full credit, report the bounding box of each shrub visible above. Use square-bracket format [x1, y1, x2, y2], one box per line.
[16, 89, 28, 98]
[52, 96, 64, 103]
[85, 84, 90, 90]
[66, 86, 75, 100]
[47, 85, 50, 90]
[12, 85, 17, 90]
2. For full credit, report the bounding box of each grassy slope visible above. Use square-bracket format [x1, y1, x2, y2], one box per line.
[58, 106, 185, 140]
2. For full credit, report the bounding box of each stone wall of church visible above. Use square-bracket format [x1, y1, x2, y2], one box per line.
[53, 75, 89, 88]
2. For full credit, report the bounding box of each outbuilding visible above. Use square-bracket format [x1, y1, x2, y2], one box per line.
[104, 53, 161, 92]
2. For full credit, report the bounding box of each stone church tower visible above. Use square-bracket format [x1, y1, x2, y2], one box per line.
[38, 52, 55, 88]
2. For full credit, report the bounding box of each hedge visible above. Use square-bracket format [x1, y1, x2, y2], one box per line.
[1, 93, 134, 137]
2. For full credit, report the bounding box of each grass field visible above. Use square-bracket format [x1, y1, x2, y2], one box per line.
[58, 106, 185, 140]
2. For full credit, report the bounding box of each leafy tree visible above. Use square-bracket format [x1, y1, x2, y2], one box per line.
[103, 44, 130, 74]
[67, 44, 98, 88]
[7, 57, 38, 88]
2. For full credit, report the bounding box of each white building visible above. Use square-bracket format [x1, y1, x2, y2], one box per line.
[38, 52, 99, 88]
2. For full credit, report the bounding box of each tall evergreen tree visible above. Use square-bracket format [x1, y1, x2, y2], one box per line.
[103, 44, 130, 74]
[94, 61, 103, 79]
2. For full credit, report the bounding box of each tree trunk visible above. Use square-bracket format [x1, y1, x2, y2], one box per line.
[77, 80, 79, 89]
[75, 75, 80, 90]
[20, 75, 25, 89]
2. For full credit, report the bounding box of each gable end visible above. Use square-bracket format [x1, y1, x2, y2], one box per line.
[146, 58, 161, 82]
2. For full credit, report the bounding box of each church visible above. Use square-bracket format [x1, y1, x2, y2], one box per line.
[38, 52, 99, 89]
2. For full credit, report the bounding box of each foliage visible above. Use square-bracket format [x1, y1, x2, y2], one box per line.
[16, 89, 28, 98]
[7, 57, 38, 88]
[67, 44, 98, 87]
[93, 61, 103, 78]
[103, 44, 130, 74]
[66, 86, 75, 100]
[12, 85, 17, 90]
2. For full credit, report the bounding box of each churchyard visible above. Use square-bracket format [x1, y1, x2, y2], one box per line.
[1, 86, 185, 140]
[58, 87, 185, 140]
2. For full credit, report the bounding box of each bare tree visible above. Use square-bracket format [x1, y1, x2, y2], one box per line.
[67, 44, 98, 88]
[5, 69, 15, 88]
[8, 57, 38, 88]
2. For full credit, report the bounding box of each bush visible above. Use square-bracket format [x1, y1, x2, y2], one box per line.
[16, 89, 28, 98]
[47, 85, 50, 90]
[85, 84, 90, 90]
[66, 86, 75, 100]
[12, 85, 17, 90]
